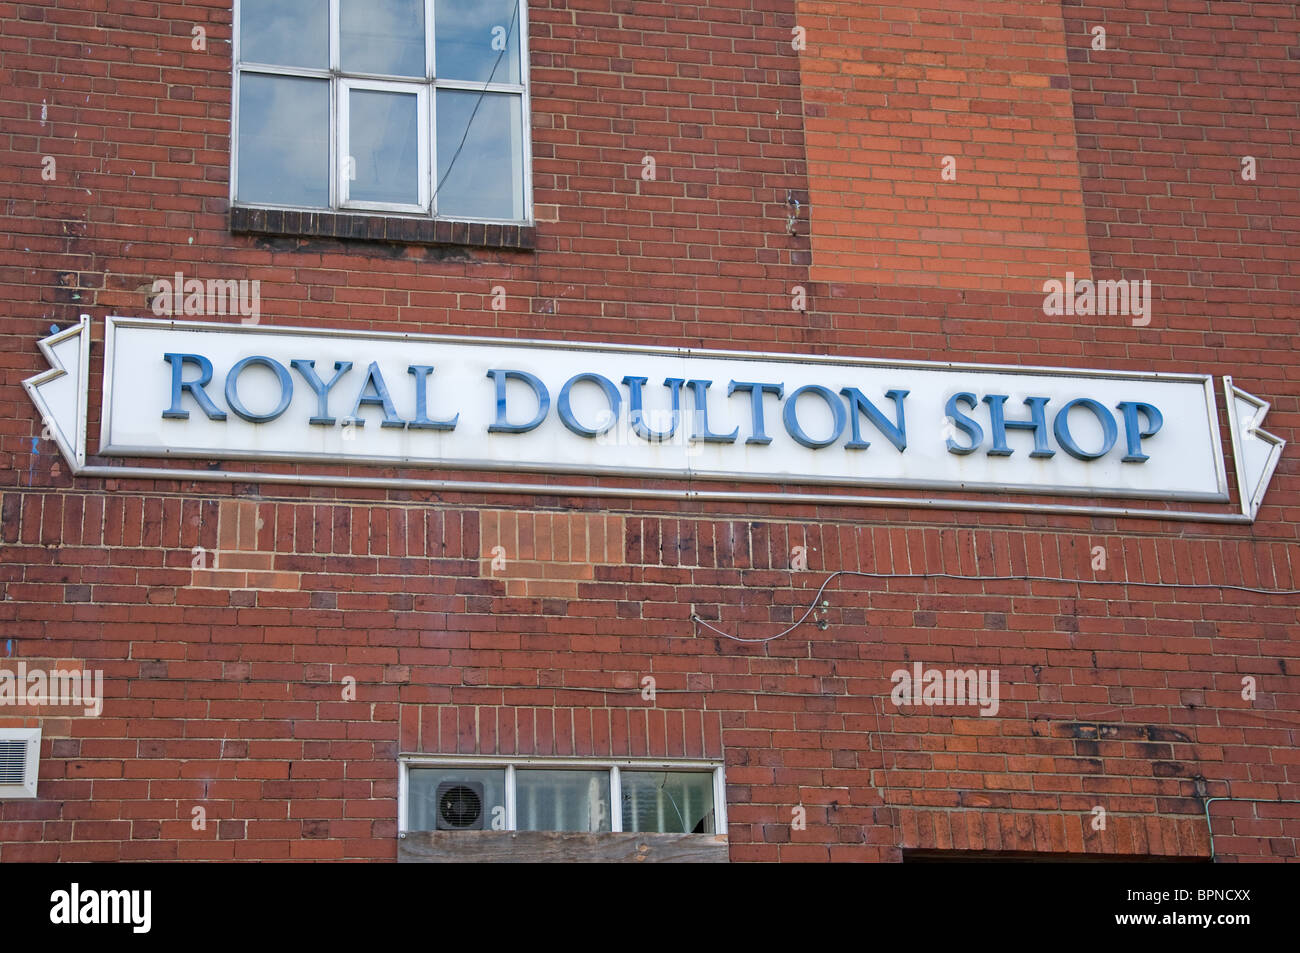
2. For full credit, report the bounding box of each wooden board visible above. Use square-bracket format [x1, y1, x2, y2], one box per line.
[398, 830, 730, 863]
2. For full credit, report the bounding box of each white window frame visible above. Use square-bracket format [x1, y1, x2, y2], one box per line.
[0, 727, 41, 799]
[398, 754, 728, 836]
[338, 79, 430, 213]
[230, 0, 533, 225]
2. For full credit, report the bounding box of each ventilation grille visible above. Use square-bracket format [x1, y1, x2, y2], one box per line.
[0, 740, 26, 784]
[435, 781, 485, 830]
[0, 729, 39, 797]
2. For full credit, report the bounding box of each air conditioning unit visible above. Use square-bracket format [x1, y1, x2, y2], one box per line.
[435, 780, 485, 830]
[0, 728, 40, 799]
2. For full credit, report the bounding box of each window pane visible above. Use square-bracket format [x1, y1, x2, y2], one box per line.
[348, 89, 421, 206]
[435, 0, 521, 85]
[341, 0, 425, 77]
[621, 771, 715, 834]
[435, 90, 523, 220]
[240, 0, 328, 69]
[516, 770, 611, 832]
[237, 74, 329, 207]
[408, 767, 506, 831]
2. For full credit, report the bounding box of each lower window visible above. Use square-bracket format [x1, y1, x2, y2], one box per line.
[400, 757, 726, 835]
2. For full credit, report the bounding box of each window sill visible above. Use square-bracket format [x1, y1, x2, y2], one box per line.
[230, 205, 536, 251]
[397, 830, 729, 863]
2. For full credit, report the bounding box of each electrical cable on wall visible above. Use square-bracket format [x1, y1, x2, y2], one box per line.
[1203, 797, 1300, 861]
[690, 569, 1300, 643]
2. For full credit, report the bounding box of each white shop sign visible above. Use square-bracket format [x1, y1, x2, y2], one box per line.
[25, 316, 1285, 522]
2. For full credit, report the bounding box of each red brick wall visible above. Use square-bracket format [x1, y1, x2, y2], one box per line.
[797, 0, 1093, 290]
[1207, 798, 1300, 862]
[1, 0, 1297, 862]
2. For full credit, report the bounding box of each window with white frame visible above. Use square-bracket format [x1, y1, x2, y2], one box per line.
[232, 0, 530, 223]
[400, 757, 727, 835]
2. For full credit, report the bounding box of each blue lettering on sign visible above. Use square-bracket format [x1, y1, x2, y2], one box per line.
[162, 353, 227, 421]
[727, 381, 784, 446]
[686, 379, 739, 444]
[944, 393, 1163, 462]
[783, 384, 846, 449]
[1054, 397, 1117, 460]
[944, 392, 982, 455]
[983, 394, 1055, 458]
[558, 373, 621, 437]
[158, 353, 1163, 466]
[486, 368, 548, 433]
[841, 387, 908, 451]
[291, 359, 352, 425]
[345, 362, 405, 428]
[1116, 401, 1163, 462]
[225, 356, 293, 424]
[408, 366, 458, 431]
[625, 376, 683, 441]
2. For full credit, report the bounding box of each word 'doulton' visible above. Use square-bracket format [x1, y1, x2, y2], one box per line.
[87, 317, 1231, 503]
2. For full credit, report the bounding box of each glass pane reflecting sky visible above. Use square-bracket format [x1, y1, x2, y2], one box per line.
[435, 0, 521, 84]
[341, 0, 425, 77]
[349, 89, 420, 206]
[237, 74, 329, 207]
[436, 90, 522, 220]
[240, 0, 328, 68]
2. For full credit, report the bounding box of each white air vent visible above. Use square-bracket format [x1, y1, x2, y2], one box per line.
[0, 728, 40, 798]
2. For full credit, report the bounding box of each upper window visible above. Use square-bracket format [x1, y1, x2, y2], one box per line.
[232, 0, 530, 224]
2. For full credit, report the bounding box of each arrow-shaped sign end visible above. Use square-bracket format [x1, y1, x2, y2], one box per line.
[1224, 376, 1285, 522]
[22, 314, 91, 474]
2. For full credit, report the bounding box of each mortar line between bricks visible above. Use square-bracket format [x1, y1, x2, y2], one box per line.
[2, 488, 1294, 550]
